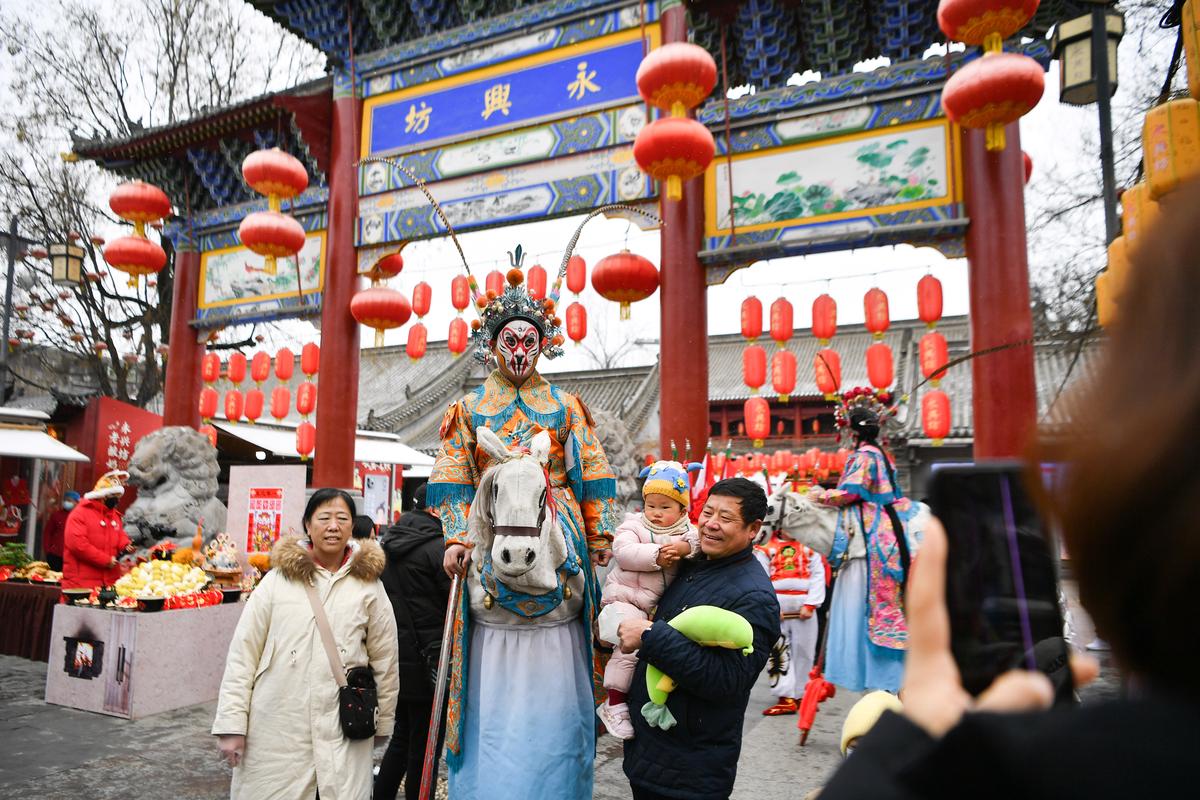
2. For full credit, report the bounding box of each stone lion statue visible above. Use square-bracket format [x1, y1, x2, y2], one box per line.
[123, 426, 228, 548]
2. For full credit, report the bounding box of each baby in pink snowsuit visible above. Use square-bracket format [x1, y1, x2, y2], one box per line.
[596, 460, 699, 739]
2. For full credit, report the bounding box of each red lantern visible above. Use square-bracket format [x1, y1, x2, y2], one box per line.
[194, 424, 216, 448]
[198, 387, 218, 420]
[769, 298, 793, 346]
[741, 296, 762, 340]
[527, 265, 547, 301]
[592, 250, 659, 320]
[275, 348, 295, 382]
[937, 0, 1039, 53]
[814, 348, 842, 400]
[406, 322, 428, 360]
[566, 302, 587, 344]
[867, 342, 894, 389]
[296, 381, 317, 417]
[244, 389, 264, 424]
[241, 148, 308, 210]
[920, 331, 950, 385]
[238, 211, 306, 276]
[922, 389, 952, 445]
[1022, 150, 1033, 184]
[744, 396, 770, 447]
[103, 236, 167, 288]
[109, 181, 171, 235]
[448, 318, 469, 355]
[834, 448, 851, 473]
[251, 351, 271, 384]
[296, 421, 316, 460]
[367, 251, 404, 284]
[301, 342, 320, 376]
[633, 117, 715, 202]
[270, 386, 290, 421]
[864, 288, 890, 338]
[485, 270, 505, 298]
[743, 345, 767, 392]
[812, 294, 837, 344]
[224, 390, 244, 423]
[941, 52, 1045, 152]
[771, 349, 797, 402]
[408, 281, 432, 319]
[201, 352, 221, 383]
[451, 275, 471, 313]
[350, 286, 412, 347]
[917, 275, 943, 329]
[227, 353, 247, 384]
[635, 42, 718, 117]
[566, 255, 586, 295]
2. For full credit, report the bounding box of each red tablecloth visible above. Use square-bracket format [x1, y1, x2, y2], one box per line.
[0, 582, 62, 661]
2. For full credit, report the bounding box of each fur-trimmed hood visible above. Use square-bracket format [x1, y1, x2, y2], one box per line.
[270, 536, 386, 583]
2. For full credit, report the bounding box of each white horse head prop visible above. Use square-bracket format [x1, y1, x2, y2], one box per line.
[467, 427, 568, 594]
[765, 485, 840, 557]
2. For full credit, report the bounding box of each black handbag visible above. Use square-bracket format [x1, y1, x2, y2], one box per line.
[305, 583, 378, 740]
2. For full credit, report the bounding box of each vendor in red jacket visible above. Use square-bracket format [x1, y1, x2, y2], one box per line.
[63, 470, 134, 589]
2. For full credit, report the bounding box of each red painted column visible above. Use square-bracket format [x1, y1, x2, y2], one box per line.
[657, 4, 710, 458]
[162, 244, 203, 428]
[962, 123, 1038, 458]
[313, 80, 362, 488]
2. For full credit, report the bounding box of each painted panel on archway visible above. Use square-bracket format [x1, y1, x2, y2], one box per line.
[362, 26, 658, 158]
[194, 231, 326, 328]
[355, 146, 650, 249]
[702, 119, 964, 269]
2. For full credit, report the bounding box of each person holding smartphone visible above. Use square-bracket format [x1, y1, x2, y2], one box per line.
[820, 180, 1200, 798]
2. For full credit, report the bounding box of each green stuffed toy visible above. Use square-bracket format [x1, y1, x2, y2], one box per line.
[641, 605, 755, 730]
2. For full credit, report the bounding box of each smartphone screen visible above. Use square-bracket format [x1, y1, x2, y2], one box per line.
[930, 462, 1075, 705]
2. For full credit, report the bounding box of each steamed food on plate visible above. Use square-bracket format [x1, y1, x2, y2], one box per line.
[115, 559, 208, 598]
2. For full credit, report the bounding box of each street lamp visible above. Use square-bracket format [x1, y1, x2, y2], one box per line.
[49, 242, 85, 286]
[1052, 1, 1125, 245]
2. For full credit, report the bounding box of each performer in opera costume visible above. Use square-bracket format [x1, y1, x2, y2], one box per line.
[809, 389, 919, 694]
[755, 527, 825, 715]
[430, 246, 620, 800]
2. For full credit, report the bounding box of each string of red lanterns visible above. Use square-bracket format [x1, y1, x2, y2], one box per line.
[238, 148, 309, 276]
[104, 181, 170, 289]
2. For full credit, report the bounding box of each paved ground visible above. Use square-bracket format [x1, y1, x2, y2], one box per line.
[0, 583, 1115, 799]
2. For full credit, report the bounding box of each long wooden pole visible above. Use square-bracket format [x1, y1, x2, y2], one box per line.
[419, 573, 462, 800]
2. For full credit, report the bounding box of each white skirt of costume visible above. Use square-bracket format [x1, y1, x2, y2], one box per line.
[825, 557, 906, 693]
[449, 618, 594, 800]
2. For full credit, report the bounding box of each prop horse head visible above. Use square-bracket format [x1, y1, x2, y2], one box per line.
[468, 427, 568, 594]
[765, 485, 839, 557]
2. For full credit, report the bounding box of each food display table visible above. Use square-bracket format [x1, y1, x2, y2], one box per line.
[44, 601, 244, 719]
[0, 582, 62, 661]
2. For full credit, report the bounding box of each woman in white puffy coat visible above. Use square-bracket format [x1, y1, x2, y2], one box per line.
[213, 488, 399, 800]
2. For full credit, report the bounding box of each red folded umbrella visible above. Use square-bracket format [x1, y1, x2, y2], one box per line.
[796, 661, 836, 745]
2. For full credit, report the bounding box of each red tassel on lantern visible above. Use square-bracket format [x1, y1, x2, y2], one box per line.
[448, 318, 469, 355]
[296, 421, 316, 460]
[201, 353, 221, 383]
[407, 322, 428, 361]
[864, 288, 890, 339]
[743, 345, 767, 393]
[296, 381, 317, 417]
[244, 389, 264, 424]
[917, 275, 943, 329]
[812, 294, 837, 344]
[251, 351, 271, 384]
[741, 296, 762, 340]
[867, 342, 894, 389]
[771, 349, 797, 402]
[922, 389, 951, 445]
[224, 390, 244, 423]
[744, 396, 770, 448]
[920, 331, 950, 386]
[301, 342, 320, 376]
[227, 353, 247, 384]
[566, 302, 587, 344]
[814, 348, 842, 400]
[270, 386, 290, 421]
[198, 387, 218, 421]
[275, 348, 295, 382]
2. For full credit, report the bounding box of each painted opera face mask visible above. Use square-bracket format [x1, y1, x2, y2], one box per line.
[493, 319, 543, 385]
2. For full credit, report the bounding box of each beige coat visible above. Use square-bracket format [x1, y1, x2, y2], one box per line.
[213, 537, 399, 800]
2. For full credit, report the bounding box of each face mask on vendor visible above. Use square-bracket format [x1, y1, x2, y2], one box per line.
[492, 319, 543, 384]
[104, 496, 120, 509]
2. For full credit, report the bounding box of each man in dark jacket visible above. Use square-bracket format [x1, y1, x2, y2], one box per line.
[375, 484, 451, 800]
[620, 477, 781, 800]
